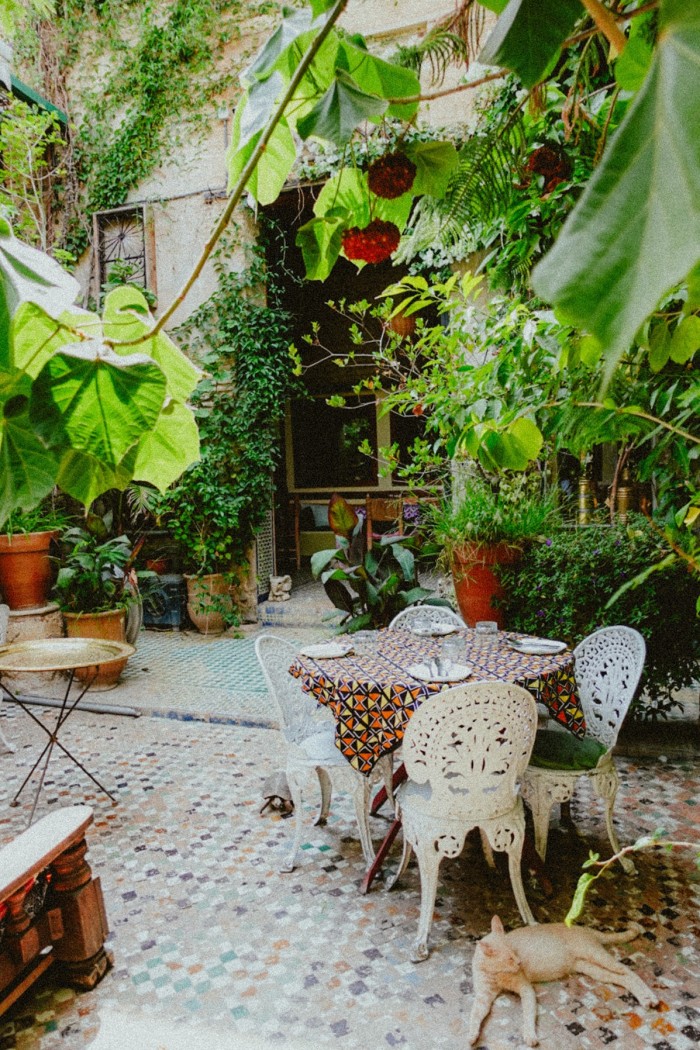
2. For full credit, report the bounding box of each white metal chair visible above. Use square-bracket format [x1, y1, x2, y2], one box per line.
[255, 634, 394, 873]
[521, 625, 646, 875]
[0, 604, 14, 754]
[389, 606, 464, 631]
[388, 681, 538, 961]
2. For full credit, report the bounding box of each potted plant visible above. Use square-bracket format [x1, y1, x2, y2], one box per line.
[426, 471, 559, 628]
[310, 494, 440, 632]
[155, 463, 239, 635]
[0, 502, 72, 611]
[52, 525, 144, 688]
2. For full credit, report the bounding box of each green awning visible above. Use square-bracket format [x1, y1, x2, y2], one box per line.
[10, 75, 68, 126]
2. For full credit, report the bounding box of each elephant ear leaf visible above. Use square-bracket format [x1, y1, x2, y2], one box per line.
[479, 0, 583, 89]
[533, 1, 700, 382]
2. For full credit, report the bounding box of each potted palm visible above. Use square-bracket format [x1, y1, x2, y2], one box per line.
[0, 503, 71, 610]
[53, 526, 143, 687]
[425, 472, 559, 627]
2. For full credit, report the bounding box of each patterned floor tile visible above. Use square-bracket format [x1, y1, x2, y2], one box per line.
[0, 700, 698, 1049]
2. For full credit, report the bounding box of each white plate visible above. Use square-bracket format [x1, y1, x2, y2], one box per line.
[408, 662, 473, 683]
[411, 623, 459, 637]
[299, 641, 354, 660]
[508, 639, 567, 656]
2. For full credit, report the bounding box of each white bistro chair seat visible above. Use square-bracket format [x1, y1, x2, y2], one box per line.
[521, 625, 646, 875]
[255, 634, 393, 873]
[388, 680, 538, 962]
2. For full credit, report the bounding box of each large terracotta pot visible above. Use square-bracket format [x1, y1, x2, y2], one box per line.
[451, 542, 521, 628]
[63, 608, 129, 689]
[0, 531, 59, 610]
[185, 573, 233, 635]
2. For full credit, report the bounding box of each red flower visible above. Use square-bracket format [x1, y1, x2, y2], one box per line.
[342, 220, 401, 264]
[367, 152, 417, 199]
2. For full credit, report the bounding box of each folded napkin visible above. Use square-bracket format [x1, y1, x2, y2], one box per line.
[298, 641, 354, 659]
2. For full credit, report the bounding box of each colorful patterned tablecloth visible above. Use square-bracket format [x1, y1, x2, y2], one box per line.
[289, 628, 584, 775]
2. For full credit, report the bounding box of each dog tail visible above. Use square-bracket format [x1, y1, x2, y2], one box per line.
[594, 922, 644, 945]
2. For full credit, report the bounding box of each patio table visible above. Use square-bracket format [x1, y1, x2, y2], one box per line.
[290, 627, 583, 776]
[0, 637, 135, 826]
[289, 626, 583, 893]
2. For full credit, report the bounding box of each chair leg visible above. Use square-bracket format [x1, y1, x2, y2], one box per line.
[593, 767, 636, 874]
[315, 766, 332, 826]
[377, 755, 395, 810]
[349, 775, 375, 867]
[282, 768, 305, 873]
[506, 842, 537, 926]
[386, 832, 412, 890]
[0, 723, 14, 754]
[479, 827, 496, 869]
[521, 776, 555, 863]
[411, 840, 442, 963]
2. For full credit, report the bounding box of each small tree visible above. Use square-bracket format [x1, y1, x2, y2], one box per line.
[0, 97, 66, 254]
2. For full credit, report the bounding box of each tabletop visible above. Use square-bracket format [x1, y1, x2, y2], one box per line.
[290, 627, 584, 774]
[0, 637, 135, 673]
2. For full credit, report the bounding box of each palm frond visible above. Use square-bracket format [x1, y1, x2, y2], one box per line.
[392, 2, 487, 86]
[400, 111, 527, 258]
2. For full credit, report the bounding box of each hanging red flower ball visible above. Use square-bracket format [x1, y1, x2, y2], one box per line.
[367, 151, 417, 199]
[342, 220, 401, 264]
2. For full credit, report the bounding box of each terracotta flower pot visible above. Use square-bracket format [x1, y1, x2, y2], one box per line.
[63, 608, 129, 689]
[0, 530, 59, 610]
[451, 542, 521, 628]
[185, 573, 233, 635]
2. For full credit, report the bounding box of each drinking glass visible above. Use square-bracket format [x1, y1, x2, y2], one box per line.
[441, 634, 464, 668]
[474, 621, 498, 647]
[411, 610, 432, 636]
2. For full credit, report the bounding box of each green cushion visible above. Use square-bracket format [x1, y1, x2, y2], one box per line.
[530, 730, 608, 771]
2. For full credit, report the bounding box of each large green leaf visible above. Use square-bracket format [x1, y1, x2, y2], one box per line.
[532, 0, 700, 377]
[57, 447, 137, 506]
[479, 0, 582, 88]
[244, 5, 334, 84]
[296, 214, 345, 281]
[102, 287, 200, 402]
[132, 400, 201, 491]
[0, 394, 58, 522]
[315, 167, 368, 223]
[30, 342, 166, 466]
[405, 140, 460, 199]
[337, 40, 420, 120]
[247, 118, 297, 206]
[0, 219, 79, 349]
[297, 69, 388, 146]
[10, 303, 91, 378]
[227, 109, 297, 206]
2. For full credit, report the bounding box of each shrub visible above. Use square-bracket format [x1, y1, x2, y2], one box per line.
[498, 514, 700, 720]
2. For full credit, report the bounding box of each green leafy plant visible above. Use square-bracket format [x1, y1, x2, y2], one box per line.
[0, 224, 201, 521]
[53, 525, 138, 613]
[424, 472, 560, 566]
[498, 514, 700, 720]
[0, 496, 73, 535]
[155, 250, 295, 579]
[310, 493, 437, 633]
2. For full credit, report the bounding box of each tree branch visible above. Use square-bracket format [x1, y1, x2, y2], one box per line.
[579, 0, 627, 53]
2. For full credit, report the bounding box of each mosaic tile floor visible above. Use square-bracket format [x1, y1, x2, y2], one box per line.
[0, 702, 698, 1050]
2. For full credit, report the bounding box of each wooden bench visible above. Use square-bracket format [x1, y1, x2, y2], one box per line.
[0, 805, 111, 1016]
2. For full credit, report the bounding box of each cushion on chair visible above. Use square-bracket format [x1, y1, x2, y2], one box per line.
[529, 729, 608, 771]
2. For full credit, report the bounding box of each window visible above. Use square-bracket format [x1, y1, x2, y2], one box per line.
[95, 205, 147, 291]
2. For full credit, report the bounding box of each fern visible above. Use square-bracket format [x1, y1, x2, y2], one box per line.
[399, 110, 527, 260]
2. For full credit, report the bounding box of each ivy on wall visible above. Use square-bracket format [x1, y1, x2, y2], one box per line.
[19, 0, 282, 258]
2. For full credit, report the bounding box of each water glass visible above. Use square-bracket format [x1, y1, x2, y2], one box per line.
[474, 621, 498, 648]
[352, 630, 377, 656]
[441, 634, 464, 668]
[410, 610, 432, 635]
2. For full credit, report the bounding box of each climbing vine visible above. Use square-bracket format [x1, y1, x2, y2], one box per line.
[18, 0, 282, 258]
[154, 231, 298, 575]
